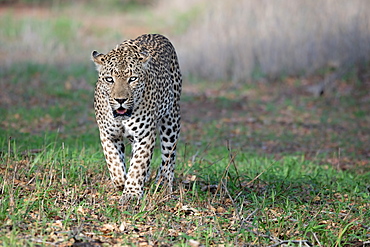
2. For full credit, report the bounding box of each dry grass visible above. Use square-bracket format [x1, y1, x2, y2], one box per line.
[3, 0, 369, 82]
[0, 0, 370, 81]
[0, 4, 126, 66]
[175, 0, 370, 82]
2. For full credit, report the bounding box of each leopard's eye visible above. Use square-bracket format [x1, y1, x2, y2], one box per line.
[128, 76, 138, 84]
[105, 77, 114, 83]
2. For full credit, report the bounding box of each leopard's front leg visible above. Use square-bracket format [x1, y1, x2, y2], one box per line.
[99, 132, 127, 189]
[121, 132, 156, 203]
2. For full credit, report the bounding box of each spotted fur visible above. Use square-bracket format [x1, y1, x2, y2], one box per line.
[91, 34, 182, 202]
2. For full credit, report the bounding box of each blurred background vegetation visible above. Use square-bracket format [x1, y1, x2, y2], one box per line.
[1, 0, 369, 82]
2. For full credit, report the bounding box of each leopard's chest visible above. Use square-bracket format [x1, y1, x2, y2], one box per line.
[120, 105, 155, 141]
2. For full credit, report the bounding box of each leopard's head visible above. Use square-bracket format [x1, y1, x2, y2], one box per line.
[92, 42, 151, 120]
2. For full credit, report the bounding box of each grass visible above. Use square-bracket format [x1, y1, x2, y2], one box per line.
[1, 138, 369, 246]
[0, 62, 97, 149]
[1, 1, 370, 246]
[1, 63, 369, 246]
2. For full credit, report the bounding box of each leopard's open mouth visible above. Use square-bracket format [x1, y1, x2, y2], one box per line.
[113, 107, 133, 118]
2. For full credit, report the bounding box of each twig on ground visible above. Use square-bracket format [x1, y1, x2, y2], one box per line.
[28, 238, 57, 246]
[211, 151, 235, 203]
[226, 141, 242, 188]
[267, 239, 313, 247]
[235, 161, 276, 196]
[312, 232, 322, 247]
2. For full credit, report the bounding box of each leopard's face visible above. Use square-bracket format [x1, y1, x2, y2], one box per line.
[92, 45, 150, 120]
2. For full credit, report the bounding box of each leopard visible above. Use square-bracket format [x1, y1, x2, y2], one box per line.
[91, 34, 182, 203]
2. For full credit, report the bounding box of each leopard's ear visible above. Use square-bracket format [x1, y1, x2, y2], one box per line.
[139, 50, 151, 69]
[91, 50, 105, 71]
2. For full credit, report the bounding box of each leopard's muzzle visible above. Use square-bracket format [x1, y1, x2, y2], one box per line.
[113, 107, 133, 118]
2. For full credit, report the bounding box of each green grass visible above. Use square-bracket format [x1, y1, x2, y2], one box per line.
[1, 62, 369, 247]
[0, 62, 97, 149]
[1, 139, 369, 246]
[1, 2, 369, 246]
[0, 64, 370, 246]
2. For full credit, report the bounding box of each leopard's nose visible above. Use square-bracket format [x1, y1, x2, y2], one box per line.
[115, 98, 127, 104]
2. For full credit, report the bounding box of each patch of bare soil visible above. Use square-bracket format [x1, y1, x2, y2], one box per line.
[180, 75, 370, 173]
